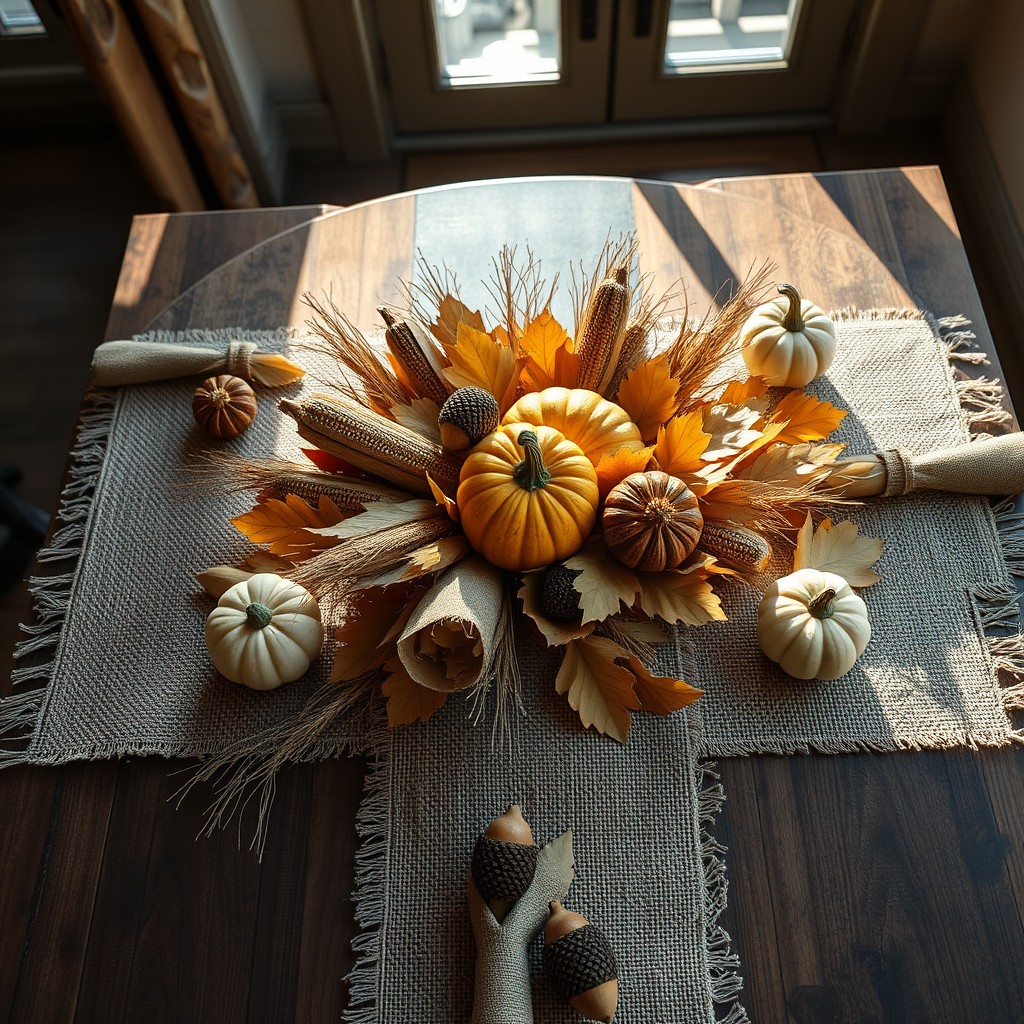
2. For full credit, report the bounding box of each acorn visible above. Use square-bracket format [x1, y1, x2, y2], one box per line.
[470, 805, 538, 922]
[543, 902, 619, 1023]
[540, 563, 583, 623]
[438, 387, 500, 452]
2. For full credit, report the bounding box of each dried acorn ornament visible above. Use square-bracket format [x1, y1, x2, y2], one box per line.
[192, 374, 258, 439]
[439, 386, 500, 452]
[544, 901, 619, 1023]
[470, 805, 538, 923]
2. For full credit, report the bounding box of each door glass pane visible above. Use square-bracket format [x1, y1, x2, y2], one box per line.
[663, 0, 800, 73]
[432, 0, 561, 87]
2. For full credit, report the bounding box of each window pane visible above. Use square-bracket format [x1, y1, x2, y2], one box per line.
[0, 0, 44, 36]
[663, 0, 799, 73]
[432, 0, 560, 87]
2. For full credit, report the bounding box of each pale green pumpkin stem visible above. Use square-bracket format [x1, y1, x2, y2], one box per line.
[513, 430, 552, 491]
[778, 282, 805, 332]
[808, 588, 837, 619]
[246, 602, 273, 629]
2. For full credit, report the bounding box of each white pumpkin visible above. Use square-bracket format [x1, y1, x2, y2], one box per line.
[757, 568, 870, 680]
[205, 573, 324, 690]
[740, 283, 836, 388]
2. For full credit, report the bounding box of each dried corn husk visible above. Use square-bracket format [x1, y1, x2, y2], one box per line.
[91, 339, 304, 387]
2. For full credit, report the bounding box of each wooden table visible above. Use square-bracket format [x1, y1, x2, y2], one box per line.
[3, 169, 1023, 1022]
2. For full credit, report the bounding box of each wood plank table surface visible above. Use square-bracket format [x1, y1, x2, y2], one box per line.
[3, 168, 1023, 1022]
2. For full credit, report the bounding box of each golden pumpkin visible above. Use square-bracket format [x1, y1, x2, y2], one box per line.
[457, 424, 599, 572]
[502, 387, 643, 466]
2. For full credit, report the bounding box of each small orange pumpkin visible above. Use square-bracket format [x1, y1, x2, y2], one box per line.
[502, 387, 643, 466]
[457, 424, 599, 572]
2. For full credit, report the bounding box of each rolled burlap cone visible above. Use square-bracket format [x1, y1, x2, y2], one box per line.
[829, 432, 1024, 498]
[92, 339, 304, 387]
[396, 557, 504, 692]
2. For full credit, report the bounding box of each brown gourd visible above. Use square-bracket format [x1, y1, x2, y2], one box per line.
[470, 805, 538, 922]
[602, 471, 703, 571]
[543, 901, 619, 1023]
[192, 374, 257, 439]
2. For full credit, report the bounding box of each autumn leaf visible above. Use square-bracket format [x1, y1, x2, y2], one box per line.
[231, 493, 346, 560]
[698, 479, 768, 526]
[624, 656, 703, 715]
[302, 447, 363, 476]
[196, 566, 252, 598]
[564, 542, 641, 622]
[793, 513, 884, 587]
[381, 657, 447, 726]
[442, 321, 523, 413]
[518, 572, 595, 647]
[635, 569, 726, 626]
[242, 550, 295, 574]
[552, 344, 582, 388]
[519, 310, 571, 391]
[738, 442, 845, 486]
[556, 636, 641, 743]
[701, 403, 762, 461]
[310, 499, 438, 540]
[353, 535, 470, 589]
[333, 587, 420, 681]
[392, 398, 442, 442]
[594, 444, 656, 500]
[719, 376, 769, 405]
[426, 473, 459, 521]
[615, 355, 682, 443]
[431, 294, 486, 348]
[655, 410, 711, 476]
[769, 391, 847, 444]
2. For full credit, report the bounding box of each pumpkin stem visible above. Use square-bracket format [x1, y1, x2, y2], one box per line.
[778, 282, 805, 332]
[808, 588, 837, 620]
[245, 602, 274, 629]
[513, 430, 552, 491]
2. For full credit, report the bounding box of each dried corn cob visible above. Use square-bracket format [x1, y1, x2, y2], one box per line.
[258, 466, 405, 509]
[604, 318, 650, 398]
[280, 395, 462, 495]
[379, 308, 452, 407]
[699, 522, 772, 574]
[576, 263, 631, 392]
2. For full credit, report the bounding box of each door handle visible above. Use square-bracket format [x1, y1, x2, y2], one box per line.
[635, 0, 654, 37]
[581, 0, 597, 39]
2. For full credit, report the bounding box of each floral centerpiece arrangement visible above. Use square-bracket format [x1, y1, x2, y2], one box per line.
[200, 240, 881, 744]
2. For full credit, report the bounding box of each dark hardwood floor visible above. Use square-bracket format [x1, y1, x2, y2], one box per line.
[2, 111, 1019, 687]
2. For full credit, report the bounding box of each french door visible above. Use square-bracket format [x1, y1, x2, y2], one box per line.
[373, 0, 859, 135]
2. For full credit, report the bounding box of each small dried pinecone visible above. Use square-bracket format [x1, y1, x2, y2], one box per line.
[540, 563, 583, 622]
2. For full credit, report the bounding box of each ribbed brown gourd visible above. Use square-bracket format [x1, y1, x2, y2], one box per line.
[470, 805, 538, 923]
[576, 264, 631, 393]
[543, 901, 619, 1023]
[699, 522, 772, 574]
[438, 387, 500, 452]
[192, 375, 258, 439]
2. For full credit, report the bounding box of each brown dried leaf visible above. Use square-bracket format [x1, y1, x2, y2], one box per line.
[231, 493, 346, 560]
[564, 542, 641, 623]
[426, 473, 460, 521]
[381, 657, 447, 726]
[635, 569, 726, 626]
[196, 566, 252, 598]
[556, 636, 641, 743]
[332, 588, 418, 681]
[625, 655, 703, 715]
[392, 398, 442, 442]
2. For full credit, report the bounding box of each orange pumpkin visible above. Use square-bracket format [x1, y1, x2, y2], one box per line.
[457, 424, 599, 571]
[502, 387, 643, 466]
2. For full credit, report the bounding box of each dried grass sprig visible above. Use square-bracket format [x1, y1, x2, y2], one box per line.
[470, 581, 524, 754]
[483, 245, 558, 351]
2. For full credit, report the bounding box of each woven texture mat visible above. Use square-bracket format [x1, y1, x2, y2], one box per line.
[348, 654, 739, 1024]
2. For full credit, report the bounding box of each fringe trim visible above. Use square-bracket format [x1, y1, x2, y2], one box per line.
[698, 762, 750, 1024]
[342, 729, 391, 1024]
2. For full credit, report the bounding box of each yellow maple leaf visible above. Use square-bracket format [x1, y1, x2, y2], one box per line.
[332, 586, 421, 681]
[793, 513, 884, 587]
[381, 657, 447, 726]
[431, 294, 486, 349]
[594, 444, 656, 500]
[624, 655, 703, 715]
[654, 409, 711, 476]
[564, 541, 641, 622]
[556, 636, 641, 743]
[519, 310, 571, 391]
[635, 569, 726, 626]
[616, 355, 682, 443]
[769, 391, 847, 444]
[442, 322, 522, 413]
[230, 494, 345, 560]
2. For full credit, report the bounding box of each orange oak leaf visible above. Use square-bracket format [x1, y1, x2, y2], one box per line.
[654, 409, 711, 476]
[719, 376, 770, 405]
[615, 354, 682, 443]
[556, 635, 641, 743]
[624, 655, 703, 715]
[332, 586, 421, 681]
[381, 657, 447, 726]
[431, 294, 487, 349]
[519, 310, 572, 391]
[769, 391, 847, 444]
[231, 493, 346, 560]
[594, 444, 657, 500]
[442, 321, 522, 413]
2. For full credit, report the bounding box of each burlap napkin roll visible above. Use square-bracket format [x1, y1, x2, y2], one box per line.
[91, 339, 304, 387]
[397, 558, 504, 692]
[832, 432, 1024, 498]
[469, 831, 575, 1024]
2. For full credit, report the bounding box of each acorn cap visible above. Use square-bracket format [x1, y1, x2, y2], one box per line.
[540, 564, 583, 623]
[438, 387, 499, 451]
